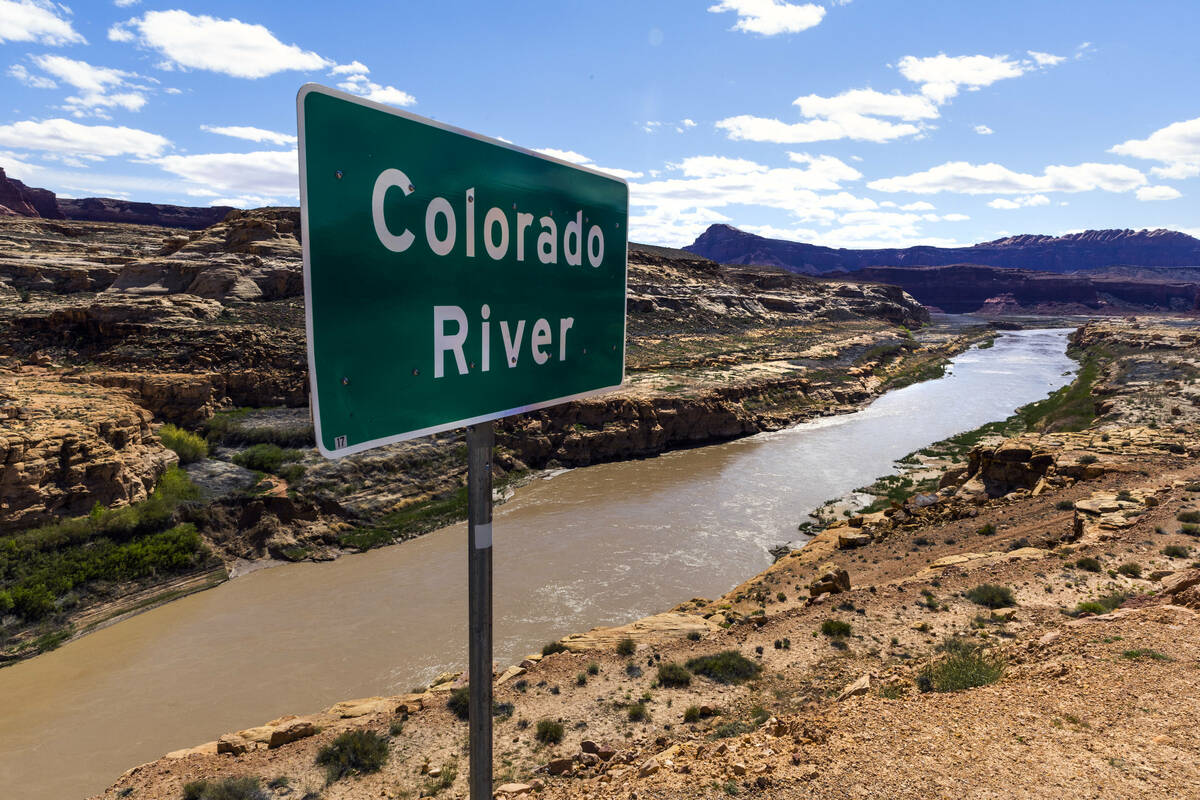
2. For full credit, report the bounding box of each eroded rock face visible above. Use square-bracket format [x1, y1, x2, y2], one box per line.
[0, 368, 176, 532]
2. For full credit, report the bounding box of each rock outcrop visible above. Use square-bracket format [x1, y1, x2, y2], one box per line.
[688, 223, 1200, 275]
[57, 198, 232, 230]
[0, 167, 62, 219]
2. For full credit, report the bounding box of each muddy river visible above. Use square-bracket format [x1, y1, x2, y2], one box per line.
[0, 328, 1076, 799]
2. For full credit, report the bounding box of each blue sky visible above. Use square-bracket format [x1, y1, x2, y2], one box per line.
[2, 0, 1198, 247]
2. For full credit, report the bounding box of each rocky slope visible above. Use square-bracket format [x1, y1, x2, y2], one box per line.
[834, 264, 1200, 314]
[95, 318, 1200, 800]
[688, 223, 1200, 274]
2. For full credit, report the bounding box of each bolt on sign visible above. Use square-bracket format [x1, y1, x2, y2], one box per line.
[297, 84, 628, 457]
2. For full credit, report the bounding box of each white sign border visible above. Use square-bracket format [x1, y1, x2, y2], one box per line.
[297, 83, 629, 459]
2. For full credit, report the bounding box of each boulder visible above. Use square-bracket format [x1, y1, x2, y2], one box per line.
[837, 531, 872, 549]
[836, 673, 871, 701]
[808, 568, 851, 597]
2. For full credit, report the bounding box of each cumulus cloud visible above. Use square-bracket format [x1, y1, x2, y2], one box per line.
[533, 147, 642, 180]
[0, 118, 168, 158]
[897, 53, 1028, 103]
[8, 63, 57, 89]
[335, 73, 416, 107]
[109, 10, 331, 79]
[201, 125, 296, 146]
[987, 194, 1050, 209]
[1135, 185, 1182, 202]
[708, 1, 825, 36]
[869, 161, 1146, 195]
[1027, 50, 1065, 67]
[717, 113, 921, 144]
[0, 0, 85, 46]
[1110, 117, 1200, 179]
[974, 124, 993, 135]
[329, 61, 369, 76]
[154, 149, 299, 198]
[22, 54, 148, 116]
[793, 88, 939, 121]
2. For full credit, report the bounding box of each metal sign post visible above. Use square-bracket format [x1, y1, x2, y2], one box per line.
[297, 82, 627, 800]
[466, 422, 493, 799]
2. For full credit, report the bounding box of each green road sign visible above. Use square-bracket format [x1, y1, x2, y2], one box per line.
[297, 84, 628, 458]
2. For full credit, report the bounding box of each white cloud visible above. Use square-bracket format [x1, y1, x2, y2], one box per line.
[987, 193, 1050, 209]
[109, 10, 331, 79]
[201, 124, 296, 146]
[708, 1, 826, 35]
[0, 149, 42, 178]
[899, 201, 935, 211]
[681, 119, 697, 128]
[717, 113, 921, 144]
[114, 0, 139, 6]
[1027, 50, 1065, 67]
[793, 88, 938, 121]
[0, 118, 168, 158]
[940, 213, 970, 222]
[209, 194, 279, 208]
[897, 53, 1027, 103]
[974, 124, 993, 135]
[329, 60, 369, 76]
[1110, 117, 1200, 179]
[8, 63, 57, 88]
[534, 147, 643, 179]
[1135, 185, 1182, 202]
[869, 161, 1146, 195]
[0, 0, 85, 46]
[742, 214, 961, 249]
[154, 149, 299, 198]
[335, 73, 416, 107]
[26, 54, 148, 116]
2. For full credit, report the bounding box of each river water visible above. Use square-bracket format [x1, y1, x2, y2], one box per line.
[0, 328, 1075, 799]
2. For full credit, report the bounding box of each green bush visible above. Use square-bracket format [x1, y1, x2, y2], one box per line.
[159, 424, 209, 464]
[447, 687, 470, 721]
[965, 584, 1016, 609]
[535, 719, 563, 744]
[1098, 591, 1127, 611]
[683, 705, 701, 723]
[1183, 523, 1200, 536]
[918, 640, 1004, 692]
[575, 672, 588, 687]
[976, 523, 996, 536]
[656, 662, 692, 688]
[1163, 545, 1190, 558]
[1177, 510, 1200, 524]
[1075, 556, 1102, 573]
[1116, 562, 1142, 579]
[182, 777, 267, 800]
[1121, 649, 1171, 661]
[586, 662, 600, 675]
[616, 637, 636, 656]
[685, 651, 762, 684]
[713, 720, 749, 738]
[315, 730, 389, 782]
[542, 641, 568, 656]
[232, 443, 303, 475]
[1074, 601, 1107, 615]
[820, 619, 852, 637]
[627, 702, 647, 722]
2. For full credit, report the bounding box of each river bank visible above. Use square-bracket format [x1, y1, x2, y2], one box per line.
[92, 317, 1200, 800]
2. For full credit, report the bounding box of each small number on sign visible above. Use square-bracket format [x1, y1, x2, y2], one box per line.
[335, 436, 347, 449]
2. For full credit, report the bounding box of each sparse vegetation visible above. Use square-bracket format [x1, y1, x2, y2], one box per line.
[965, 584, 1016, 609]
[820, 619, 853, 637]
[1163, 545, 1190, 558]
[422, 759, 458, 796]
[685, 651, 762, 684]
[542, 641, 568, 656]
[315, 730, 389, 782]
[616, 637, 636, 656]
[1078, 454, 1098, 465]
[918, 639, 1004, 692]
[1177, 510, 1200, 524]
[1075, 556, 1102, 573]
[1116, 562, 1143, 579]
[232, 443, 303, 475]
[535, 719, 564, 744]
[182, 777, 266, 800]
[158, 424, 209, 463]
[657, 662, 692, 688]
[627, 702, 647, 722]
[447, 687, 470, 721]
[1056, 499, 1076, 511]
[977, 523, 996, 536]
[1121, 649, 1171, 661]
[683, 705, 701, 723]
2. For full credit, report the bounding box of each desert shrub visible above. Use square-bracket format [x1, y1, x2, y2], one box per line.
[278, 463, 306, 483]
[1075, 556, 1102, 572]
[965, 584, 1016, 609]
[1074, 601, 1107, 615]
[575, 672, 587, 686]
[624, 662, 643, 678]
[1056, 500, 1076, 511]
[159, 424, 208, 463]
[656, 662, 692, 688]
[616, 637, 636, 656]
[918, 640, 1004, 692]
[447, 687, 470, 721]
[1183, 523, 1200, 536]
[820, 619, 852, 637]
[627, 702, 647, 722]
[535, 719, 564, 744]
[315, 730, 389, 782]
[687, 630, 701, 641]
[586, 662, 600, 675]
[1116, 562, 1142, 579]
[232, 443, 303, 475]
[1185, 483, 1200, 493]
[1177, 510, 1200, 524]
[685, 651, 762, 684]
[492, 701, 514, 718]
[542, 641, 568, 656]
[1121, 649, 1171, 661]
[713, 720, 749, 738]
[182, 777, 266, 800]
[1077, 454, 1098, 465]
[422, 759, 458, 796]
[683, 705, 701, 723]
[977, 523, 996, 536]
[1098, 591, 1127, 611]
[266, 777, 290, 790]
[389, 717, 405, 736]
[1163, 544, 1190, 558]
